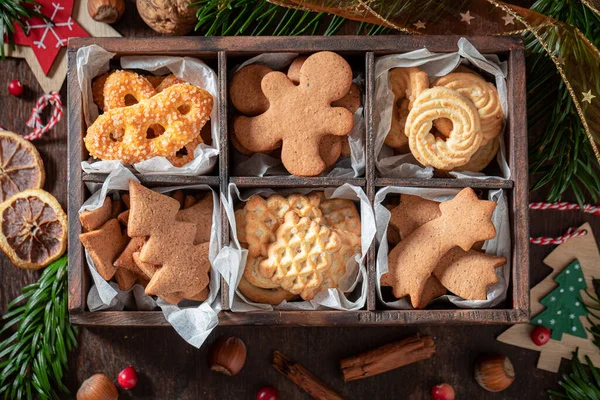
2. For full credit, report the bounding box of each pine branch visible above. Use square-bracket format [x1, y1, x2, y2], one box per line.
[0, 0, 45, 59]
[527, 0, 600, 204]
[0, 256, 77, 400]
[191, 0, 390, 36]
[548, 349, 600, 399]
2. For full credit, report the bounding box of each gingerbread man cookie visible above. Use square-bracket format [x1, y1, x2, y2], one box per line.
[234, 51, 354, 176]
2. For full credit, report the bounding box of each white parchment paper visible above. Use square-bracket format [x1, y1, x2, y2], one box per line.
[375, 38, 510, 180]
[374, 187, 511, 309]
[76, 45, 219, 176]
[79, 168, 221, 347]
[217, 183, 375, 311]
[229, 53, 365, 178]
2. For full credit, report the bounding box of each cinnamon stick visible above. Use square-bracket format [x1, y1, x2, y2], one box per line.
[272, 351, 343, 400]
[339, 335, 435, 382]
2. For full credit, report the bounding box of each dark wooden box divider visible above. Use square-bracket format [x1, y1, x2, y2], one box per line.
[67, 35, 529, 327]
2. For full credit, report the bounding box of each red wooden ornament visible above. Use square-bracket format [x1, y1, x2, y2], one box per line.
[12, 0, 89, 75]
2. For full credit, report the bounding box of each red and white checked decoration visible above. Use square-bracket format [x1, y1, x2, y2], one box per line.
[529, 202, 599, 245]
[0, 92, 63, 140]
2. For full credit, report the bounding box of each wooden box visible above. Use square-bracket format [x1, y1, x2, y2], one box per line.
[67, 35, 529, 327]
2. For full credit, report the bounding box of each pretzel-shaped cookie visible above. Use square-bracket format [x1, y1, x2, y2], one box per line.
[103, 70, 157, 110]
[85, 84, 213, 164]
[405, 87, 482, 170]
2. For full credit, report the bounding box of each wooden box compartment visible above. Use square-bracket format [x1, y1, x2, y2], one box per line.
[67, 36, 528, 327]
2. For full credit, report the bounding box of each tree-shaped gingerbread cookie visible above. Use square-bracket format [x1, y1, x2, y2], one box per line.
[234, 51, 355, 176]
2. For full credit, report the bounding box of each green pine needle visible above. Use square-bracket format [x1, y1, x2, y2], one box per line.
[191, 0, 387, 36]
[0, 256, 77, 400]
[526, 0, 600, 205]
[549, 349, 600, 399]
[0, 0, 45, 59]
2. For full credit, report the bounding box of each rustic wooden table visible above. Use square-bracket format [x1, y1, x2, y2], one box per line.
[1, 1, 599, 398]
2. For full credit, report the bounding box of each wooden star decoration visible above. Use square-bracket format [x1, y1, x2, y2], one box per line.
[413, 20, 426, 30]
[582, 90, 596, 104]
[460, 10, 475, 24]
[501, 13, 515, 25]
[555, 56, 566, 65]
[2, 0, 121, 93]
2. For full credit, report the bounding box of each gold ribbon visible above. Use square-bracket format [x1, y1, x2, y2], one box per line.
[269, 0, 600, 164]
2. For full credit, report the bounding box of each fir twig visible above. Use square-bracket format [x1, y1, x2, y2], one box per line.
[191, 0, 383, 36]
[549, 349, 600, 399]
[0, 256, 77, 400]
[0, 0, 45, 59]
[526, 0, 600, 205]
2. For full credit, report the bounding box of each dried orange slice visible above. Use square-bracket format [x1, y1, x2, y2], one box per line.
[0, 189, 67, 270]
[0, 131, 45, 202]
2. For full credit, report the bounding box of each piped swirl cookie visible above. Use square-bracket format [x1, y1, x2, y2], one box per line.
[405, 87, 482, 170]
[384, 67, 429, 151]
[432, 72, 503, 143]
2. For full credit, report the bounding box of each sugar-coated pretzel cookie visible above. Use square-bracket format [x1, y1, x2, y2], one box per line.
[102, 70, 157, 111]
[155, 74, 186, 93]
[384, 67, 429, 150]
[234, 51, 354, 176]
[85, 84, 213, 164]
[99, 72, 202, 167]
[167, 135, 203, 167]
[237, 276, 297, 305]
[405, 87, 482, 170]
[230, 64, 272, 116]
[259, 211, 342, 300]
[92, 72, 111, 111]
[432, 72, 503, 143]
[453, 136, 499, 172]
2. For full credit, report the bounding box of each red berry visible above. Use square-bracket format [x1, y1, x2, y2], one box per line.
[432, 383, 455, 400]
[531, 326, 551, 346]
[117, 366, 138, 390]
[256, 386, 278, 400]
[8, 80, 24, 97]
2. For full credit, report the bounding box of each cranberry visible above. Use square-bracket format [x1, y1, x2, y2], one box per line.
[432, 383, 455, 400]
[531, 326, 551, 346]
[256, 386, 278, 400]
[8, 80, 24, 97]
[117, 365, 138, 390]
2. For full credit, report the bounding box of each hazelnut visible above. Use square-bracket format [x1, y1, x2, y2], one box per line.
[475, 354, 515, 392]
[76, 374, 119, 400]
[208, 336, 247, 376]
[87, 0, 125, 24]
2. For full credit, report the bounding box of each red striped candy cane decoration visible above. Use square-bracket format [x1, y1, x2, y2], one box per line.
[529, 202, 600, 216]
[529, 201, 598, 245]
[0, 92, 63, 140]
[529, 227, 587, 245]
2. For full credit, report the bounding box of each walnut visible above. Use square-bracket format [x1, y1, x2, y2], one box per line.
[136, 0, 198, 35]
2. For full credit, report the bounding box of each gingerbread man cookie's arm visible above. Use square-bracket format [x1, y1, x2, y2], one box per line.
[233, 72, 293, 153]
